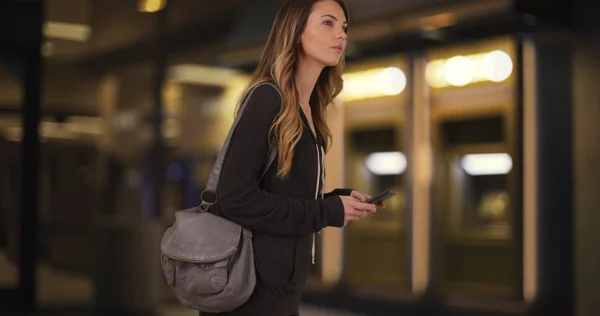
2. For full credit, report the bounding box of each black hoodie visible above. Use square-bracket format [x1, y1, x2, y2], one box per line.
[205, 83, 352, 316]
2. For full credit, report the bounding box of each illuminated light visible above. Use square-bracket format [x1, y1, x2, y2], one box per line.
[482, 50, 513, 82]
[222, 76, 251, 114]
[162, 118, 180, 139]
[5, 127, 22, 142]
[419, 12, 456, 30]
[379, 67, 407, 96]
[42, 42, 54, 57]
[365, 152, 407, 175]
[138, 0, 166, 13]
[112, 111, 139, 130]
[460, 153, 512, 176]
[3, 118, 105, 142]
[167, 64, 241, 87]
[425, 50, 513, 88]
[43, 22, 91, 42]
[65, 117, 104, 134]
[211, 76, 251, 149]
[444, 55, 474, 87]
[342, 67, 406, 101]
[425, 59, 447, 88]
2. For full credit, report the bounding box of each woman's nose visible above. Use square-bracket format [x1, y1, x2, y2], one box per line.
[337, 28, 347, 40]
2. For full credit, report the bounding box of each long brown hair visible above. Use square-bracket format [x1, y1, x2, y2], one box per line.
[235, 0, 349, 178]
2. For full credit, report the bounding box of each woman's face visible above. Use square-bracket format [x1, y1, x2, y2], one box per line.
[299, 0, 348, 68]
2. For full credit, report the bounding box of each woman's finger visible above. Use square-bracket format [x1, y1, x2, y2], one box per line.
[346, 208, 368, 218]
[351, 190, 370, 202]
[351, 200, 377, 213]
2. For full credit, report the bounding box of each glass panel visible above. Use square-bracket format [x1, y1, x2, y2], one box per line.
[448, 151, 511, 237]
[343, 124, 408, 296]
[0, 57, 23, 290]
[435, 114, 519, 299]
[38, 140, 99, 307]
[36, 58, 160, 308]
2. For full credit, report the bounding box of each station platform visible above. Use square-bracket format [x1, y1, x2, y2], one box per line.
[3, 304, 364, 316]
[1, 252, 364, 316]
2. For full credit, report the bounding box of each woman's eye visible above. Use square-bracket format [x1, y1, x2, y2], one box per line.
[323, 20, 334, 26]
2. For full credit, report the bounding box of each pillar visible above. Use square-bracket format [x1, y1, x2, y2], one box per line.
[573, 0, 600, 314]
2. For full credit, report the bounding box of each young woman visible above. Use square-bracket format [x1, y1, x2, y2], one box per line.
[205, 0, 382, 315]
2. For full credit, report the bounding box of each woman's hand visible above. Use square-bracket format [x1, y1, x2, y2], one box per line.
[339, 195, 376, 227]
[350, 190, 385, 209]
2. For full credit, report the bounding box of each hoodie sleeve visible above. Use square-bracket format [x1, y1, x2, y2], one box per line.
[323, 188, 355, 198]
[215, 84, 345, 236]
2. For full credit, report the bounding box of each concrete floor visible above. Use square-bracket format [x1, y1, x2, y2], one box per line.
[1, 252, 364, 316]
[160, 305, 363, 316]
[0, 251, 93, 306]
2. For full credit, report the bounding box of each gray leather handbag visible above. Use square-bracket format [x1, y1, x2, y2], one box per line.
[160, 82, 280, 312]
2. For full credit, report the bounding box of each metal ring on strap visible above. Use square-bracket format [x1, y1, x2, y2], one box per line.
[201, 189, 217, 204]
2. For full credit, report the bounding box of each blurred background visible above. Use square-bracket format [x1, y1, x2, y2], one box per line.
[0, 0, 598, 315]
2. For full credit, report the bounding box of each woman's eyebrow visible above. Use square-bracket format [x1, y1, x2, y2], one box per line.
[320, 14, 347, 24]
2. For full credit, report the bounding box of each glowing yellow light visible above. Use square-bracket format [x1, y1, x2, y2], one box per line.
[482, 50, 513, 82]
[379, 67, 407, 96]
[426, 50, 513, 88]
[443, 55, 474, 87]
[341, 67, 406, 101]
[366, 151, 407, 175]
[138, 0, 166, 13]
[461, 153, 512, 175]
[425, 59, 447, 88]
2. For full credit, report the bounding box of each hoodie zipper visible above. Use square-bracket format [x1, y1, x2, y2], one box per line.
[312, 143, 321, 264]
[301, 106, 323, 265]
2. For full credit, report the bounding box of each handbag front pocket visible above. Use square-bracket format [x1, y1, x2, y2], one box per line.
[174, 259, 229, 296]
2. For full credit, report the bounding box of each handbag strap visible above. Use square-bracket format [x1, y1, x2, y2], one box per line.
[199, 82, 281, 210]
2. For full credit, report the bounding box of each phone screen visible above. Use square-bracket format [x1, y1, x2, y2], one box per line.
[364, 189, 395, 204]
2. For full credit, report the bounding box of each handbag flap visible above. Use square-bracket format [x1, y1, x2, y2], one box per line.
[161, 208, 243, 263]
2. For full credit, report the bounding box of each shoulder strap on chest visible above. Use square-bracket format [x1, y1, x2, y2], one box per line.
[200, 82, 282, 207]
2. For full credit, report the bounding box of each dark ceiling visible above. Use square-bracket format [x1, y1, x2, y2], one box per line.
[44, 0, 249, 65]
[45, 0, 519, 70]
[7, 0, 573, 72]
[0, 0, 572, 115]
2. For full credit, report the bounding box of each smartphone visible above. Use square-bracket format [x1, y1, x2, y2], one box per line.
[364, 189, 396, 205]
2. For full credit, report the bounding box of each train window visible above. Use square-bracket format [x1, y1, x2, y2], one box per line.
[434, 113, 520, 299]
[343, 124, 408, 296]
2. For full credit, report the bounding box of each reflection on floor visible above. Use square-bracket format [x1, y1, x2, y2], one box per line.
[5, 306, 364, 316]
[0, 251, 17, 287]
[160, 305, 365, 316]
[1, 252, 364, 315]
[0, 251, 93, 306]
